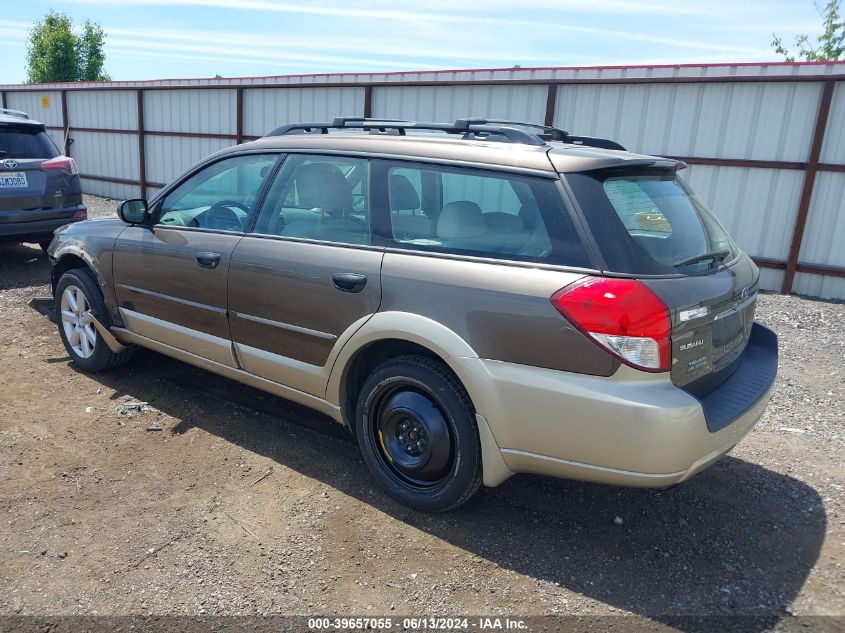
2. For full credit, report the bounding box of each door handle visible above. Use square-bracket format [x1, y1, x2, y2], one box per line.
[196, 252, 221, 269]
[332, 272, 367, 293]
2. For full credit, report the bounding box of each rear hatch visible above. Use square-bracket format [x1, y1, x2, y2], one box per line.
[564, 165, 760, 395]
[0, 121, 80, 220]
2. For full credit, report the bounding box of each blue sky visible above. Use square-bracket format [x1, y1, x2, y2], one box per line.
[0, 0, 827, 83]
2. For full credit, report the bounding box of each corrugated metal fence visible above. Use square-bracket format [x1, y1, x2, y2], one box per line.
[2, 62, 844, 298]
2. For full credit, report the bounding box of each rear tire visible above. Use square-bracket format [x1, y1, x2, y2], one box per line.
[355, 355, 482, 512]
[55, 268, 133, 372]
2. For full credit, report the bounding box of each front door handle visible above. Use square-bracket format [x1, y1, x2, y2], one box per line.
[196, 252, 221, 269]
[332, 272, 367, 293]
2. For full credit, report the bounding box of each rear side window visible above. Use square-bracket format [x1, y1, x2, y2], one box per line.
[0, 126, 59, 159]
[252, 154, 371, 245]
[567, 169, 737, 275]
[380, 161, 591, 267]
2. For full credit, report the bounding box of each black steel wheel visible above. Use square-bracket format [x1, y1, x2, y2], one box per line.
[356, 355, 481, 512]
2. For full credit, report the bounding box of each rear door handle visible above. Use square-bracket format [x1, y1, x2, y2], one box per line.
[332, 272, 367, 293]
[196, 252, 221, 269]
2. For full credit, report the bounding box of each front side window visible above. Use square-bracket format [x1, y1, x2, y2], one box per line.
[382, 161, 591, 267]
[253, 154, 371, 245]
[157, 154, 278, 232]
[567, 169, 737, 274]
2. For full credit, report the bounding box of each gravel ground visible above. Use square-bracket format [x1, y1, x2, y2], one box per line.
[0, 196, 842, 631]
[84, 194, 120, 219]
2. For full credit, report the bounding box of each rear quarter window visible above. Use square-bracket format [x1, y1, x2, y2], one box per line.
[0, 126, 59, 159]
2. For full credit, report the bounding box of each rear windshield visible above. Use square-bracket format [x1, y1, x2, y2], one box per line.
[566, 168, 737, 275]
[0, 125, 59, 159]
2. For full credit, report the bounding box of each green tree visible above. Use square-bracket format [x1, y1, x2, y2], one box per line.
[772, 0, 845, 61]
[78, 20, 109, 81]
[26, 11, 109, 83]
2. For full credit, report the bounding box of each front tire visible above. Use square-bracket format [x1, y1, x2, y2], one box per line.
[355, 355, 482, 512]
[55, 268, 133, 372]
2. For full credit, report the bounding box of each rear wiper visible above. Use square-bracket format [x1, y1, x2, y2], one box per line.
[0, 150, 7, 157]
[673, 249, 730, 268]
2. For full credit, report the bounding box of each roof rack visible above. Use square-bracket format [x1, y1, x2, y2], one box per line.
[0, 108, 29, 120]
[454, 118, 626, 151]
[267, 117, 548, 146]
[265, 116, 626, 150]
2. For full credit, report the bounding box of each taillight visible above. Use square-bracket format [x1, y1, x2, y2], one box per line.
[40, 156, 78, 175]
[551, 277, 671, 372]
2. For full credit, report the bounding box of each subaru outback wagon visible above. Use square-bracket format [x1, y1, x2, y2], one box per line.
[0, 108, 86, 250]
[48, 117, 778, 511]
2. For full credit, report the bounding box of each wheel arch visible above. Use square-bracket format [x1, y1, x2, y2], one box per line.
[50, 245, 120, 325]
[51, 247, 101, 292]
[327, 311, 479, 422]
[327, 311, 513, 487]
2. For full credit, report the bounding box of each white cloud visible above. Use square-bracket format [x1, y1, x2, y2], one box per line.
[103, 26, 546, 63]
[64, 0, 725, 18]
[107, 38, 441, 69]
[0, 15, 775, 78]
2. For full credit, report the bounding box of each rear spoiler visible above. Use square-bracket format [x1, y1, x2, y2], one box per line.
[576, 158, 687, 173]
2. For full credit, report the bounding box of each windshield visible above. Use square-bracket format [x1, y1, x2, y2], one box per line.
[0, 125, 59, 159]
[566, 168, 738, 275]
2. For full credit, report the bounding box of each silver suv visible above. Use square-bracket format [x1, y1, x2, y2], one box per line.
[48, 117, 778, 511]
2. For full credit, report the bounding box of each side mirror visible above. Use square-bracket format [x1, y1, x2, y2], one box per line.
[117, 199, 148, 224]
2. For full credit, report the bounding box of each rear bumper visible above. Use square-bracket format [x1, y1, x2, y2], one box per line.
[454, 323, 778, 488]
[0, 205, 87, 242]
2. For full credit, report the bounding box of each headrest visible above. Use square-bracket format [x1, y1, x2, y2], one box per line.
[389, 174, 420, 211]
[437, 201, 486, 239]
[295, 162, 353, 214]
[518, 204, 541, 230]
[484, 212, 524, 233]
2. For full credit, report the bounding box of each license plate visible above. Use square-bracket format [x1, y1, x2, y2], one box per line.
[0, 171, 28, 188]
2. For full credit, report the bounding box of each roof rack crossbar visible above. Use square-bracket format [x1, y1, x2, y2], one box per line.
[0, 108, 29, 120]
[454, 118, 570, 141]
[456, 118, 626, 150]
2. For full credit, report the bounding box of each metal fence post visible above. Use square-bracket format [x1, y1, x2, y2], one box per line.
[363, 85, 373, 118]
[137, 90, 147, 200]
[60, 90, 70, 156]
[236, 87, 244, 144]
[782, 79, 836, 294]
[544, 84, 557, 127]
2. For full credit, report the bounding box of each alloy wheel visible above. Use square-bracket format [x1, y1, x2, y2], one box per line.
[60, 285, 97, 359]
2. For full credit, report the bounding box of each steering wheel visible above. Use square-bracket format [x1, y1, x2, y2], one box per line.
[213, 199, 250, 214]
[203, 201, 248, 232]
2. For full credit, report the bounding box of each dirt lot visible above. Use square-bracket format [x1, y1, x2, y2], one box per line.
[0, 196, 843, 630]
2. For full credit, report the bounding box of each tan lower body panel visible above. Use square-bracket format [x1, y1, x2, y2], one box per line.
[234, 342, 327, 397]
[119, 308, 238, 368]
[452, 357, 771, 487]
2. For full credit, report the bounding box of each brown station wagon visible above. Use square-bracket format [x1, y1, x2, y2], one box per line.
[48, 117, 778, 511]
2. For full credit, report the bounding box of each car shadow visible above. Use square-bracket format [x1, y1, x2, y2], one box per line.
[0, 242, 51, 290]
[68, 349, 824, 632]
